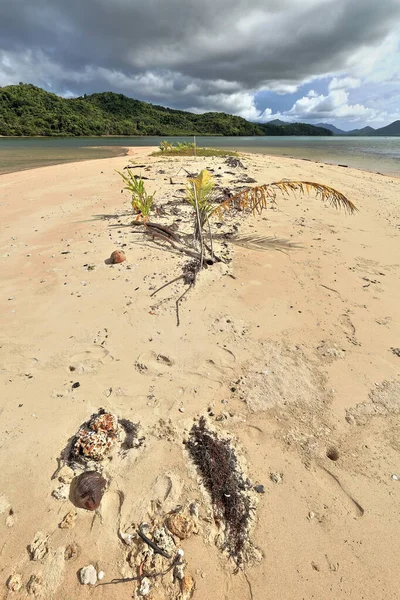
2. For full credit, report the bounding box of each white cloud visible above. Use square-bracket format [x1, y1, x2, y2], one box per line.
[328, 76, 361, 91]
[286, 89, 378, 122]
[188, 92, 273, 122]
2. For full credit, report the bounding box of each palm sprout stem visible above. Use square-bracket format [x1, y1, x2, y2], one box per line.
[192, 182, 204, 268]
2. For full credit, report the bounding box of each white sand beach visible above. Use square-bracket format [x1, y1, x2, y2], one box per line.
[1, 147, 399, 599]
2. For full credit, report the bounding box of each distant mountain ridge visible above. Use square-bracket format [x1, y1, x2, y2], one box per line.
[0, 83, 332, 137]
[270, 119, 400, 136]
[315, 122, 346, 135]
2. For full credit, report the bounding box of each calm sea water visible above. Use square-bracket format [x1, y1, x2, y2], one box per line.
[0, 136, 399, 176]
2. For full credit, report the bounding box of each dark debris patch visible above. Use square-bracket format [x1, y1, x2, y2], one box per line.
[187, 417, 255, 566]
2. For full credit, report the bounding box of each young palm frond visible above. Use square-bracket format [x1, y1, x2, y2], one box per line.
[215, 180, 358, 217]
[186, 170, 216, 239]
[117, 169, 155, 220]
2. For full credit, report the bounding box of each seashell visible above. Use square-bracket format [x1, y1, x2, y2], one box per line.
[72, 471, 107, 511]
[110, 250, 126, 264]
[119, 530, 135, 546]
[166, 513, 194, 540]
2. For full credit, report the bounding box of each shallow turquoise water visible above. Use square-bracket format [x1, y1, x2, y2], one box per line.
[0, 136, 399, 176]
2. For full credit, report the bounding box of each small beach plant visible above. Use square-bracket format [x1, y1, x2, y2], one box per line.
[117, 170, 155, 221]
[159, 140, 173, 152]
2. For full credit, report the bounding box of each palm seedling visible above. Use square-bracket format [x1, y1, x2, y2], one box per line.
[117, 170, 155, 221]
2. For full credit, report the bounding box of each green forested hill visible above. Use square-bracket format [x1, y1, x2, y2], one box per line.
[0, 83, 333, 137]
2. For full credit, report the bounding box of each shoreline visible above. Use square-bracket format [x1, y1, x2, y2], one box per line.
[0, 145, 398, 179]
[1, 148, 399, 599]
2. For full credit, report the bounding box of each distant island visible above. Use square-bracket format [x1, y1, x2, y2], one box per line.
[1, 84, 398, 138]
[0, 83, 332, 137]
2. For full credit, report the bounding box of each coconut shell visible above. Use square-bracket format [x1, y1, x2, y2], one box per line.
[72, 471, 107, 511]
[110, 250, 126, 264]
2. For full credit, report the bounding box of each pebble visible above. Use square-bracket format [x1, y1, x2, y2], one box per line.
[391, 474, 399, 481]
[97, 571, 105, 581]
[79, 565, 97, 586]
[254, 484, 265, 494]
[175, 563, 186, 580]
[139, 577, 151, 596]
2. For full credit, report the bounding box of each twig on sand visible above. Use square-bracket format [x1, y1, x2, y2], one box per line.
[320, 284, 342, 297]
[192, 182, 204, 269]
[176, 284, 193, 326]
[98, 553, 181, 586]
[136, 524, 171, 558]
[244, 572, 254, 600]
[150, 274, 186, 298]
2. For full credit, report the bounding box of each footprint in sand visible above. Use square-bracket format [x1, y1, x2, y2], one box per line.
[189, 345, 236, 388]
[69, 345, 113, 374]
[135, 350, 175, 375]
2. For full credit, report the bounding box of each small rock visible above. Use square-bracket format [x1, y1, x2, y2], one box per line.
[52, 484, 69, 501]
[59, 510, 77, 529]
[7, 574, 23, 592]
[139, 577, 151, 596]
[110, 250, 126, 264]
[79, 565, 97, 586]
[254, 484, 265, 494]
[391, 348, 400, 357]
[72, 381, 80, 389]
[392, 474, 399, 481]
[6, 509, 15, 527]
[308, 511, 315, 520]
[97, 571, 105, 581]
[174, 563, 186, 580]
[270, 472, 283, 485]
[28, 531, 49, 561]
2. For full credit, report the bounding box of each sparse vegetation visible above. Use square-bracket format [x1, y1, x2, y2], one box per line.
[152, 146, 238, 157]
[117, 169, 155, 220]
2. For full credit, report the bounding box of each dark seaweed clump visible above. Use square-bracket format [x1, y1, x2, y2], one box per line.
[187, 417, 252, 565]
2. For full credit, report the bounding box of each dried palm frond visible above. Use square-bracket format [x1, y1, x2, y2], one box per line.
[228, 234, 302, 252]
[214, 180, 357, 217]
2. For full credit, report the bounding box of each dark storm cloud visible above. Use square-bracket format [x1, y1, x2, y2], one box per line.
[0, 0, 399, 115]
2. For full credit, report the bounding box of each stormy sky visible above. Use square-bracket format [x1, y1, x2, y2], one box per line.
[0, 0, 399, 129]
